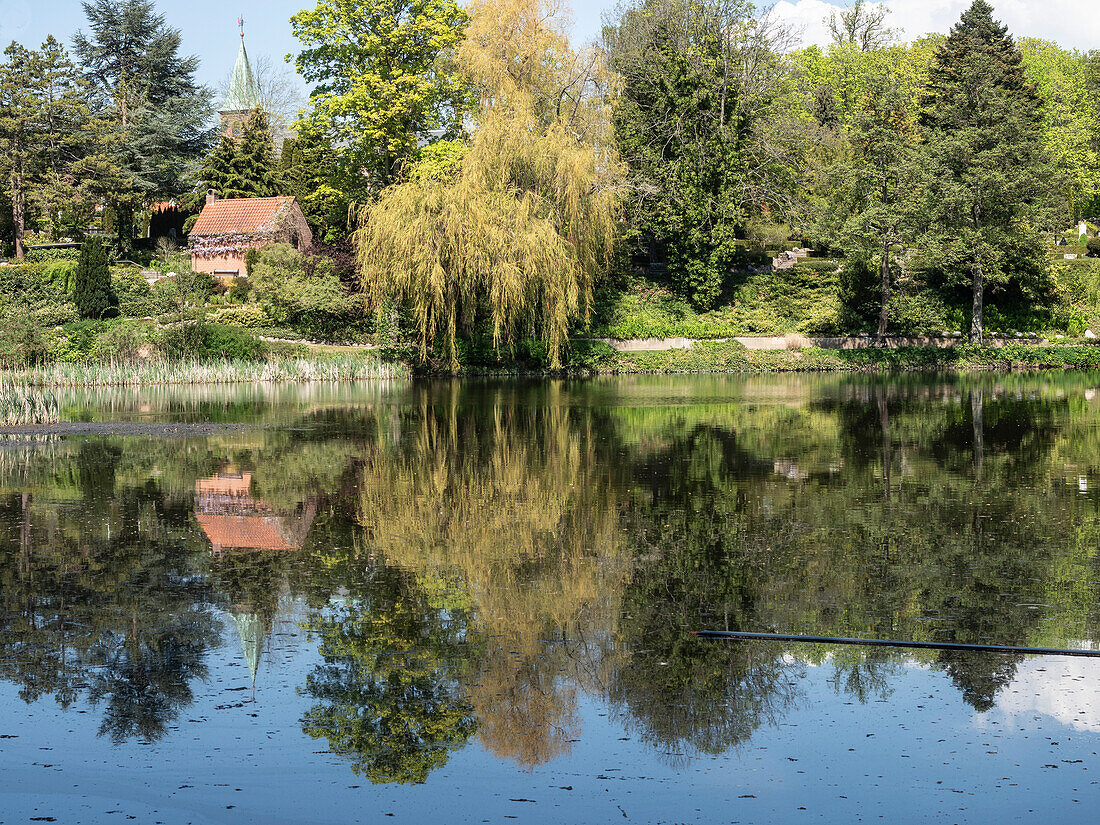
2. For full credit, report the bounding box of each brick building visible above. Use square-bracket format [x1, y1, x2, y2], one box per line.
[188, 193, 312, 277]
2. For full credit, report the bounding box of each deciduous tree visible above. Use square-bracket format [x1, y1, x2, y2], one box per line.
[289, 0, 470, 198]
[355, 0, 622, 370]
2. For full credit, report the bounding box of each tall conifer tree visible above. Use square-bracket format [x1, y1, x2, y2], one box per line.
[916, 0, 1047, 343]
[200, 108, 279, 199]
[74, 0, 214, 245]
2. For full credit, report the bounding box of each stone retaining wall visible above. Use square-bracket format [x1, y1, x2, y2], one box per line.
[582, 335, 1049, 352]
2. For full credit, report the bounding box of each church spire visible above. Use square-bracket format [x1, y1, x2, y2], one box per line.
[220, 19, 261, 138]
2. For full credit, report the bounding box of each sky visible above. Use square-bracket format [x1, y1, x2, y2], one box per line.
[1, 0, 1097, 101]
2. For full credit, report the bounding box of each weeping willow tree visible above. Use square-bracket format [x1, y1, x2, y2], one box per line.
[355, 0, 623, 370]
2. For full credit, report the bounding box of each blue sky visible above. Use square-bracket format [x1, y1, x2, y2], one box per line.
[3, 1, 1096, 102]
[0, 0, 614, 96]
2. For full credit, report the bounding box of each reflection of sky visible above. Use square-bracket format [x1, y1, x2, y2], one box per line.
[3, 628, 1099, 824]
[975, 654, 1100, 733]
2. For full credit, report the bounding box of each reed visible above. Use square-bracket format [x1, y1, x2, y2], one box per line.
[0, 356, 408, 388]
[0, 384, 61, 425]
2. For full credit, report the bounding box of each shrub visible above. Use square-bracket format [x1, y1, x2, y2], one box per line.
[207, 305, 268, 328]
[251, 243, 366, 341]
[1087, 236, 1100, 258]
[837, 256, 880, 331]
[229, 276, 251, 303]
[0, 307, 48, 367]
[73, 237, 119, 320]
[33, 301, 79, 326]
[155, 321, 266, 360]
[113, 268, 158, 316]
[25, 247, 79, 263]
[94, 322, 151, 361]
[42, 259, 78, 292]
[244, 248, 261, 276]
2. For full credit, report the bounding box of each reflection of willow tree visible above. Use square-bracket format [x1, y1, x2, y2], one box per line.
[0, 440, 219, 742]
[301, 566, 478, 784]
[352, 382, 629, 770]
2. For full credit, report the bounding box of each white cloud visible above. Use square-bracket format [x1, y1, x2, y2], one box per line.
[771, 0, 1100, 51]
[974, 654, 1100, 733]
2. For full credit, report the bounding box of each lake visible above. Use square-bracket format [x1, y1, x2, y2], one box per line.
[1, 374, 1098, 823]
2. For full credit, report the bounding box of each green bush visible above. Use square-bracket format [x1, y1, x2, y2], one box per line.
[207, 305, 268, 328]
[33, 301, 79, 326]
[73, 238, 119, 320]
[155, 321, 266, 360]
[1087, 236, 1100, 258]
[250, 244, 367, 341]
[794, 258, 842, 273]
[94, 322, 151, 361]
[0, 307, 48, 367]
[25, 247, 79, 263]
[41, 259, 78, 292]
[836, 256, 880, 331]
[229, 276, 251, 303]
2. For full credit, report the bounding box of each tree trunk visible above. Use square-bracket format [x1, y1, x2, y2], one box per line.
[970, 261, 983, 345]
[12, 178, 25, 262]
[877, 236, 890, 340]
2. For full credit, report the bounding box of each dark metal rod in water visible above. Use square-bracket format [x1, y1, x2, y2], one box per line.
[692, 630, 1100, 659]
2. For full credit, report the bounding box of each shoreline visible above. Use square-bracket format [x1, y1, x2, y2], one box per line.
[2, 342, 1100, 390]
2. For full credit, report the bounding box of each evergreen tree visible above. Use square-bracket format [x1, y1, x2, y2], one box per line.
[0, 38, 99, 259]
[915, 0, 1048, 343]
[606, 0, 797, 309]
[199, 134, 241, 199]
[231, 108, 279, 197]
[279, 129, 350, 242]
[200, 109, 279, 200]
[832, 73, 918, 337]
[74, 0, 214, 244]
[73, 236, 118, 320]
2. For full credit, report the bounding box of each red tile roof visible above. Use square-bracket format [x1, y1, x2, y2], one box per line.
[197, 514, 301, 552]
[190, 196, 295, 237]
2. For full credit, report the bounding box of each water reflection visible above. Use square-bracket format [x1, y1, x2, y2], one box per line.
[1, 375, 1099, 784]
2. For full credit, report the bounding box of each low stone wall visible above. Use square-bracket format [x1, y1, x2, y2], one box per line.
[581, 335, 1049, 352]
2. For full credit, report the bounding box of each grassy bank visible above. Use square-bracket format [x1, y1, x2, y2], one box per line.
[591, 340, 1100, 375]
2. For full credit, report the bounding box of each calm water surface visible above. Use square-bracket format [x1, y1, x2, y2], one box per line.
[1, 374, 1099, 823]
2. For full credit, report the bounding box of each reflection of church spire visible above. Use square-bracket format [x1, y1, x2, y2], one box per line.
[231, 610, 264, 693]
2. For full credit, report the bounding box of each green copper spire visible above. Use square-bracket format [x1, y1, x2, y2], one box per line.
[222, 23, 260, 113]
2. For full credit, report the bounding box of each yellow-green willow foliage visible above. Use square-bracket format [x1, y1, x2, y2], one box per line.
[355, 382, 631, 766]
[355, 0, 622, 371]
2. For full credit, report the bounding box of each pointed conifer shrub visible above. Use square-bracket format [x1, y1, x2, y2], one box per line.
[72, 236, 118, 320]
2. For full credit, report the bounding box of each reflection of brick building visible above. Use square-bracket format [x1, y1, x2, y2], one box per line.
[195, 472, 316, 552]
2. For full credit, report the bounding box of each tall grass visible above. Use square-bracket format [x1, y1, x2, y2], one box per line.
[0, 383, 60, 425]
[1, 356, 408, 388]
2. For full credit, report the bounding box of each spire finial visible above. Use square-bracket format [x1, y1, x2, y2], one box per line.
[238, 16, 245, 37]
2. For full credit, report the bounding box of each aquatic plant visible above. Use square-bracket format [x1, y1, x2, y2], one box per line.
[0, 356, 407, 388]
[0, 383, 61, 425]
